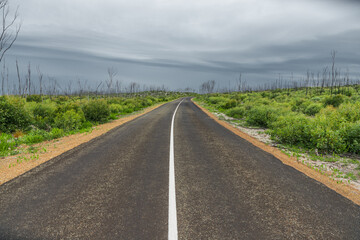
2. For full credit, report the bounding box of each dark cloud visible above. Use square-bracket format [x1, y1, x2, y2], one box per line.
[4, 0, 360, 90]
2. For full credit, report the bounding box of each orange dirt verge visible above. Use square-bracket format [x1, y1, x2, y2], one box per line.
[192, 99, 360, 206]
[0, 103, 166, 186]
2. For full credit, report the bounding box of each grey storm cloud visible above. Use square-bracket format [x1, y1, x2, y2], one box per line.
[5, 0, 360, 90]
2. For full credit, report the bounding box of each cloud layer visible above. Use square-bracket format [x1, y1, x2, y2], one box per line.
[6, 0, 360, 90]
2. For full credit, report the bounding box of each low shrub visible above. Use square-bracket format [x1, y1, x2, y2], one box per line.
[226, 107, 245, 119]
[219, 99, 237, 109]
[270, 114, 311, 146]
[81, 121, 93, 129]
[122, 104, 135, 114]
[308, 112, 347, 153]
[32, 103, 57, 130]
[33, 103, 56, 119]
[54, 110, 85, 131]
[245, 106, 283, 128]
[22, 129, 50, 145]
[49, 128, 65, 139]
[109, 104, 123, 114]
[304, 103, 323, 116]
[26, 95, 42, 103]
[343, 122, 360, 154]
[337, 102, 360, 122]
[324, 94, 344, 107]
[208, 96, 227, 105]
[0, 98, 31, 133]
[82, 100, 110, 123]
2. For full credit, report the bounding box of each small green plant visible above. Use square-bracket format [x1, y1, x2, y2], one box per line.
[345, 172, 357, 181]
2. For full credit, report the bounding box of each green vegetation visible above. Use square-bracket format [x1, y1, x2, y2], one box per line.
[0, 92, 186, 157]
[195, 85, 360, 155]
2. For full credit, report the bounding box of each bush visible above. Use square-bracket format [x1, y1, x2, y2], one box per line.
[304, 103, 323, 116]
[82, 100, 110, 123]
[208, 96, 226, 105]
[226, 107, 245, 119]
[141, 98, 153, 107]
[219, 99, 237, 109]
[122, 103, 135, 114]
[337, 103, 360, 122]
[26, 95, 42, 103]
[32, 103, 57, 130]
[109, 104, 123, 114]
[343, 122, 360, 154]
[81, 121, 93, 129]
[56, 102, 82, 114]
[324, 94, 344, 107]
[246, 106, 283, 128]
[0, 98, 31, 133]
[54, 110, 85, 131]
[33, 103, 56, 118]
[308, 112, 347, 153]
[271, 114, 311, 146]
[292, 99, 313, 114]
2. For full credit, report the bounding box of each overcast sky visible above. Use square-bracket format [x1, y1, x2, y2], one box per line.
[5, 0, 360, 91]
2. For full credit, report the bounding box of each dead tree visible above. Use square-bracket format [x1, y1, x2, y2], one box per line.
[15, 59, 21, 96]
[200, 80, 216, 94]
[66, 80, 73, 96]
[1, 60, 4, 95]
[25, 62, 31, 97]
[330, 50, 336, 95]
[37, 65, 43, 97]
[0, 0, 20, 64]
[237, 73, 242, 92]
[106, 67, 117, 96]
[115, 80, 121, 96]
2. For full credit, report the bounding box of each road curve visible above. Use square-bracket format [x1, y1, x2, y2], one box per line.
[0, 97, 359, 239]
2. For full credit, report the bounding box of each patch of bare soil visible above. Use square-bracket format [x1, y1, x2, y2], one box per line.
[193, 100, 360, 206]
[0, 103, 165, 185]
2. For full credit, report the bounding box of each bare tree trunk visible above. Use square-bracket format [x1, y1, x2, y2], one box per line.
[0, 0, 21, 64]
[66, 80, 72, 96]
[25, 62, 31, 96]
[5, 65, 7, 95]
[37, 65, 43, 99]
[330, 50, 336, 95]
[305, 70, 310, 96]
[16, 59, 21, 96]
[106, 67, 117, 97]
[1, 60, 4, 95]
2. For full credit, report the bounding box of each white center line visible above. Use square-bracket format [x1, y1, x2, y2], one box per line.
[168, 99, 183, 240]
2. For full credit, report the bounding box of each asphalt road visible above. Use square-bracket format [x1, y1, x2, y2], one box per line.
[0, 97, 359, 239]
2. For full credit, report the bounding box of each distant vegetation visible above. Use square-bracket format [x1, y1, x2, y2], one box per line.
[0, 92, 188, 157]
[195, 85, 360, 155]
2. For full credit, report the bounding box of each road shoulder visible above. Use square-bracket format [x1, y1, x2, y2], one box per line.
[0, 103, 166, 186]
[192, 99, 360, 206]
